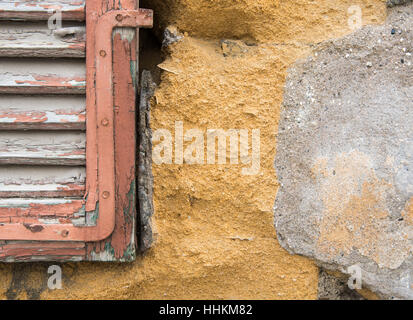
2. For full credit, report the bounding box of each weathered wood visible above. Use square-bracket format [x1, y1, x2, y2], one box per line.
[0, 111, 86, 130]
[138, 70, 155, 252]
[0, 241, 86, 262]
[0, 0, 85, 21]
[0, 198, 83, 210]
[0, 131, 85, 166]
[0, 96, 85, 130]
[0, 198, 86, 225]
[0, 0, 151, 261]
[86, 0, 139, 261]
[0, 22, 85, 58]
[0, 59, 85, 94]
[0, 166, 85, 198]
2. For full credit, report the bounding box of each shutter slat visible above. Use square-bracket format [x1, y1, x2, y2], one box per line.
[0, 59, 86, 95]
[0, 166, 85, 198]
[0, 188, 85, 198]
[0, 1, 85, 21]
[0, 96, 85, 131]
[0, 23, 85, 58]
[0, 132, 85, 166]
[0, 199, 86, 228]
[0, 110, 85, 130]
[0, 198, 84, 208]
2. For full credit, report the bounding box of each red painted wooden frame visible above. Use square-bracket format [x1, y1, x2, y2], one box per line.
[0, 2, 152, 245]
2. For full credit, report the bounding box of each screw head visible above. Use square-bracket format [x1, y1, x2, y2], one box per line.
[102, 191, 110, 199]
[101, 118, 109, 126]
[100, 50, 106, 57]
[116, 14, 124, 22]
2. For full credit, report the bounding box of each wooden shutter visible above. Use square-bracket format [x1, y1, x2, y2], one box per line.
[0, 0, 153, 261]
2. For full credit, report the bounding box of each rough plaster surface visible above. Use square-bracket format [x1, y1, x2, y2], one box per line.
[275, 3, 413, 299]
[143, 0, 386, 43]
[0, 0, 388, 299]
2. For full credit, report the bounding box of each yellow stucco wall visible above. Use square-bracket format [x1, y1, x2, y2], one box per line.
[0, 0, 386, 299]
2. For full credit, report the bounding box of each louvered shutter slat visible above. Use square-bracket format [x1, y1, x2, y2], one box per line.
[0, 96, 85, 130]
[0, 166, 85, 198]
[0, 59, 85, 94]
[0, 22, 85, 58]
[0, 0, 85, 21]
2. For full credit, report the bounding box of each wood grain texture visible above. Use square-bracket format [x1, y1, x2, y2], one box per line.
[0, 110, 85, 130]
[86, 0, 138, 262]
[0, 0, 85, 21]
[137, 71, 155, 252]
[0, 198, 86, 226]
[0, 0, 145, 261]
[0, 166, 85, 198]
[0, 95, 85, 130]
[0, 22, 85, 58]
[0, 241, 86, 262]
[0, 59, 85, 94]
[0, 131, 85, 166]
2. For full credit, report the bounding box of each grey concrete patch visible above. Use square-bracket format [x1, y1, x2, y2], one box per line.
[274, 3, 413, 299]
[162, 26, 183, 48]
[387, 0, 412, 8]
[318, 269, 365, 300]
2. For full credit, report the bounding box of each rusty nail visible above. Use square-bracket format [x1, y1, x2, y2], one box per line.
[116, 14, 124, 22]
[100, 50, 106, 57]
[102, 191, 110, 199]
[62, 230, 69, 237]
[101, 118, 109, 126]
